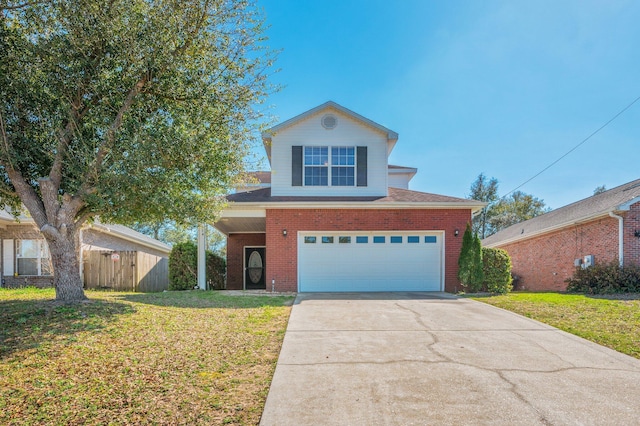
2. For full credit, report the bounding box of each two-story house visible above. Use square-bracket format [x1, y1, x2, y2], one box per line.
[214, 102, 484, 293]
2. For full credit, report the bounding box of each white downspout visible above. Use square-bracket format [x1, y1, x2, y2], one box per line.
[609, 212, 624, 266]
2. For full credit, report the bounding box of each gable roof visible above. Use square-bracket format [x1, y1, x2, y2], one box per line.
[483, 178, 640, 247]
[261, 101, 399, 162]
[225, 186, 484, 210]
[0, 208, 170, 254]
[88, 222, 171, 254]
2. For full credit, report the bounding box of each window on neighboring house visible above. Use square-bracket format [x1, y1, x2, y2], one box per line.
[16, 239, 52, 276]
[331, 147, 355, 186]
[304, 146, 328, 186]
[304, 146, 355, 186]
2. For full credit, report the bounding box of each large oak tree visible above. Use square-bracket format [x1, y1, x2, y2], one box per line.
[0, 0, 274, 302]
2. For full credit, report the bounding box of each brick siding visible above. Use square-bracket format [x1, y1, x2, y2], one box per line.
[1, 224, 169, 289]
[226, 233, 266, 290]
[230, 208, 471, 293]
[1, 225, 54, 288]
[496, 202, 640, 291]
[624, 202, 640, 266]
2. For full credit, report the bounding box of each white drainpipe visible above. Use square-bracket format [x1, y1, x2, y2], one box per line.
[609, 212, 624, 266]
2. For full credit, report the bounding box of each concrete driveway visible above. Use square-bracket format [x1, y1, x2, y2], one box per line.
[260, 293, 640, 425]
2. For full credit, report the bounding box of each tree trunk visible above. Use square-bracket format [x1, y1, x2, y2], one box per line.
[47, 229, 87, 303]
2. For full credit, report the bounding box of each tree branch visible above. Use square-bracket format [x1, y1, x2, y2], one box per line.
[83, 74, 148, 193]
[4, 166, 47, 228]
[50, 90, 89, 189]
[171, 0, 211, 58]
[38, 176, 59, 224]
[74, 207, 95, 229]
[1, 1, 51, 11]
[0, 111, 15, 169]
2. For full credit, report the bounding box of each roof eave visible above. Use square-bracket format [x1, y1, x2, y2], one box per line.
[483, 210, 615, 248]
[88, 223, 171, 254]
[224, 201, 485, 211]
[262, 101, 399, 155]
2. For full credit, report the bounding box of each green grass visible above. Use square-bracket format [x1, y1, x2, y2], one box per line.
[0, 288, 294, 425]
[472, 292, 640, 359]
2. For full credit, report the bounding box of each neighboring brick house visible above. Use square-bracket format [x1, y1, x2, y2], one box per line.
[0, 209, 170, 289]
[214, 101, 485, 293]
[483, 179, 640, 291]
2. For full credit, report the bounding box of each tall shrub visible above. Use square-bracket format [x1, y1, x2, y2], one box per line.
[482, 247, 513, 294]
[207, 251, 226, 290]
[458, 223, 484, 292]
[169, 242, 198, 290]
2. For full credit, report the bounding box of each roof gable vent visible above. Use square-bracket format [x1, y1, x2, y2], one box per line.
[321, 114, 337, 129]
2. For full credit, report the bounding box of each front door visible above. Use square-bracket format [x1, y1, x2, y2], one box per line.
[245, 247, 266, 289]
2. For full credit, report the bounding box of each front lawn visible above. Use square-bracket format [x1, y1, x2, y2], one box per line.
[0, 288, 294, 425]
[473, 292, 640, 359]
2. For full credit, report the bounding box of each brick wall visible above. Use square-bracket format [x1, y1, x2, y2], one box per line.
[623, 202, 640, 266]
[0, 225, 54, 288]
[497, 216, 621, 291]
[226, 233, 266, 290]
[263, 208, 471, 292]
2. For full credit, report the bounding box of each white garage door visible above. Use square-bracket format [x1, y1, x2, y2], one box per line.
[298, 232, 443, 292]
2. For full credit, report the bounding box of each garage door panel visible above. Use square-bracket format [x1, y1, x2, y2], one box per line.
[298, 232, 443, 292]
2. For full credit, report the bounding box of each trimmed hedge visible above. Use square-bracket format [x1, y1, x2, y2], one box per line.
[566, 261, 640, 294]
[206, 251, 226, 290]
[481, 247, 513, 294]
[169, 242, 198, 290]
[169, 242, 227, 290]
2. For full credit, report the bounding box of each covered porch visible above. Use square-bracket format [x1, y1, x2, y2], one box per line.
[214, 208, 267, 291]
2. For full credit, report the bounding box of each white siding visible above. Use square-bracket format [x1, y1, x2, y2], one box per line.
[388, 173, 411, 189]
[270, 109, 388, 196]
[3, 239, 13, 276]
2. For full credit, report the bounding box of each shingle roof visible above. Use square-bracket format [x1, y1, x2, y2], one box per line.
[483, 178, 640, 246]
[246, 171, 271, 184]
[226, 186, 483, 207]
[90, 222, 172, 254]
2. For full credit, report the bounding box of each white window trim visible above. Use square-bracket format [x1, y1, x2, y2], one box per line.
[303, 145, 356, 187]
[15, 239, 53, 276]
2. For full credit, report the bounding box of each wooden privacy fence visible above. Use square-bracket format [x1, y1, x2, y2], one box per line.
[83, 251, 168, 292]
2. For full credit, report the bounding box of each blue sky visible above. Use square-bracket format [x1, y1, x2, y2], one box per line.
[257, 0, 640, 209]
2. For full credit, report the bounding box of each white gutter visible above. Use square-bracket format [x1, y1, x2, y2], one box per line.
[484, 211, 617, 247]
[89, 223, 171, 254]
[609, 212, 624, 266]
[225, 201, 486, 213]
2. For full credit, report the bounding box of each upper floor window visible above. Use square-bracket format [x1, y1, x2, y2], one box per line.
[304, 146, 328, 186]
[293, 145, 366, 187]
[331, 147, 355, 186]
[304, 146, 355, 186]
[16, 239, 52, 276]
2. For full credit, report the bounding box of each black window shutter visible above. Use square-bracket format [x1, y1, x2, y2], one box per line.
[292, 146, 303, 186]
[356, 146, 367, 187]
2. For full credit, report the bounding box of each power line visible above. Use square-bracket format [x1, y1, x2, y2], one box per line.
[503, 94, 640, 198]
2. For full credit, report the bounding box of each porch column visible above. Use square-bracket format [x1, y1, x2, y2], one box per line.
[197, 224, 206, 290]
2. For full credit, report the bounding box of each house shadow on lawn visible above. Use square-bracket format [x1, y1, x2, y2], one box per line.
[116, 290, 295, 309]
[586, 293, 640, 301]
[0, 297, 135, 360]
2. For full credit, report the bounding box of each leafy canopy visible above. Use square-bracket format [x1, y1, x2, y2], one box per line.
[468, 174, 549, 238]
[0, 0, 275, 226]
